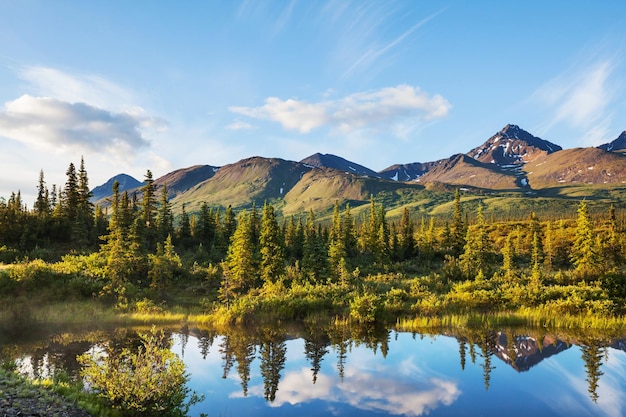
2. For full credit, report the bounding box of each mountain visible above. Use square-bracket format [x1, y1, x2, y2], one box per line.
[90, 123, 626, 216]
[467, 124, 562, 166]
[416, 154, 526, 190]
[282, 166, 424, 215]
[598, 131, 626, 153]
[524, 147, 626, 188]
[300, 153, 380, 177]
[171, 157, 313, 213]
[153, 165, 219, 198]
[378, 161, 442, 181]
[91, 174, 143, 202]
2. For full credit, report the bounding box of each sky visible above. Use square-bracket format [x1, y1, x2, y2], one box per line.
[1, 1, 626, 204]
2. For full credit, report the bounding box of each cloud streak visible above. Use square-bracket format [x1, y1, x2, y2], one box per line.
[18, 66, 135, 111]
[229, 85, 451, 135]
[533, 59, 619, 145]
[344, 8, 447, 78]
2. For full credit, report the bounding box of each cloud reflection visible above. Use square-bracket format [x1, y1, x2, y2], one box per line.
[243, 365, 460, 416]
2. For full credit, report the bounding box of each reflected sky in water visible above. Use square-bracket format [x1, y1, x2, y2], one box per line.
[172, 332, 626, 417]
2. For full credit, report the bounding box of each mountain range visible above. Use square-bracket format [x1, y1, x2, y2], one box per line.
[92, 124, 626, 216]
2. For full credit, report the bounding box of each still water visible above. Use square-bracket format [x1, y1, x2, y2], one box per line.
[4, 324, 626, 417]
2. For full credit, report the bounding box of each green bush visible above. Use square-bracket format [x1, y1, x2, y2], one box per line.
[350, 292, 381, 323]
[78, 327, 200, 417]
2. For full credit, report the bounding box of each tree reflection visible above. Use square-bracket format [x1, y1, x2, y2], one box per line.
[259, 326, 286, 402]
[231, 330, 256, 396]
[581, 342, 605, 403]
[457, 338, 467, 371]
[303, 321, 330, 384]
[478, 331, 497, 391]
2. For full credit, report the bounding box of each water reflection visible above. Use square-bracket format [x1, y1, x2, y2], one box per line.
[1, 323, 626, 416]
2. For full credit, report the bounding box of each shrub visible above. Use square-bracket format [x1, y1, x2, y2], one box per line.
[78, 327, 200, 417]
[350, 292, 381, 323]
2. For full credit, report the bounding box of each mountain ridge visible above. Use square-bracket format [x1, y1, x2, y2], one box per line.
[91, 124, 626, 214]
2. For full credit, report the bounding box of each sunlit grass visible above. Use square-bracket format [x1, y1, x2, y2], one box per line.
[396, 308, 626, 336]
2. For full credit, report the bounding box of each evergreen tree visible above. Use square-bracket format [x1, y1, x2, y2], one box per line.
[61, 162, 79, 222]
[342, 204, 358, 259]
[398, 207, 415, 260]
[222, 205, 236, 244]
[571, 201, 600, 277]
[376, 205, 390, 263]
[156, 184, 174, 243]
[302, 209, 329, 282]
[196, 202, 216, 250]
[177, 203, 192, 246]
[460, 203, 490, 278]
[141, 170, 158, 252]
[543, 221, 554, 270]
[530, 231, 543, 285]
[604, 204, 622, 266]
[74, 157, 94, 245]
[284, 215, 304, 261]
[451, 189, 466, 256]
[222, 210, 259, 301]
[34, 170, 50, 217]
[501, 232, 515, 279]
[328, 202, 347, 280]
[259, 203, 284, 284]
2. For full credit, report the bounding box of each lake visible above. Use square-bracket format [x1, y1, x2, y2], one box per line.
[3, 322, 625, 417]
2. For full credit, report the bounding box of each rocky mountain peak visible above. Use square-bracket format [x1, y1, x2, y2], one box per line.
[598, 131, 626, 152]
[468, 124, 561, 166]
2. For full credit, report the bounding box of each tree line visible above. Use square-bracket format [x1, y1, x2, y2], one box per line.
[1, 160, 625, 315]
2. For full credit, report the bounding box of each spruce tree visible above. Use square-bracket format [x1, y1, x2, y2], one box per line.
[156, 184, 174, 243]
[460, 203, 490, 278]
[223, 210, 258, 299]
[259, 203, 284, 284]
[141, 170, 158, 252]
[34, 170, 50, 217]
[302, 209, 328, 282]
[177, 203, 192, 246]
[501, 232, 515, 279]
[328, 202, 347, 280]
[451, 189, 466, 256]
[399, 207, 415, 260]
[571, 201, 599, 277]
[61, 162, 79, 221]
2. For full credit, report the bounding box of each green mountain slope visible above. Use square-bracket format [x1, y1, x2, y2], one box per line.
[171, 157, 312, 212]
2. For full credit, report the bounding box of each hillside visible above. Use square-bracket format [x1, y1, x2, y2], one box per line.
[171, 157, 312, 213]
[524, 147, 626, 189]
[282, 167, 424, 215]
[154, 165, 219, 198]
[416, 154, 525, 190]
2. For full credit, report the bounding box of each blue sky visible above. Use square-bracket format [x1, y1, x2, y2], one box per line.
[1, 1, 625, 203]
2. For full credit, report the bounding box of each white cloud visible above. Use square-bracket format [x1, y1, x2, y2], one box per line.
[0, 95, 155, 162]
[243, 365, 460, 416]
[229, 85, 451, 135]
